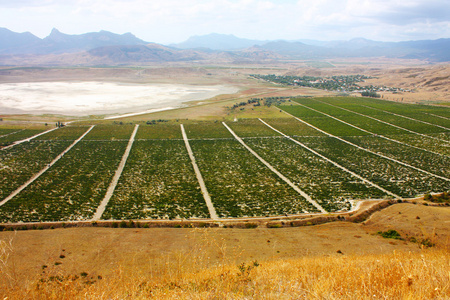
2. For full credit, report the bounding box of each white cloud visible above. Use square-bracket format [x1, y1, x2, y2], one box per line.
[0, 0, 448, 42]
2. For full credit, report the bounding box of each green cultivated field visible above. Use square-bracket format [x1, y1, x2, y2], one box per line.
[0, 128, 47, 146]
[0, 97, 449, 223]
[102, 140, 210, 220]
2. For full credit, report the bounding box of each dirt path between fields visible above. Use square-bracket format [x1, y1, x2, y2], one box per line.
[91, 124, 139, 221]
[359, 105, 449, 143]
[222, 121, 326, 214]
[293, 103, 449, 182]
[426, 113, 450, 121]
[1, 127, 59, 150]
[181, 124, 218, 220]
[313, 99, 448, 158]
[0, 125, 95, 207]
[259, 118, 401, 200]
[0, 129, 23, 139]
[363, 105, 450, 131]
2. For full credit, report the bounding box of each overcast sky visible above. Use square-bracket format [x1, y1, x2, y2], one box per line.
[1, 0, 449, 44]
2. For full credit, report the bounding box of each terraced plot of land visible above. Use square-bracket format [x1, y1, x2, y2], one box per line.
[0, 97, 449, 223]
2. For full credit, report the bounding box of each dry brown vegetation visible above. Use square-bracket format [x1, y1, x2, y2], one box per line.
[1, 203, 449, 299]
[1, 247, 448, 299]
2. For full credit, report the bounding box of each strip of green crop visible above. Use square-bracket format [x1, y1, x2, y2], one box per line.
[224, 118, 282, 138]
[344, 136, 450, 178]
[0, 129, 50, 145]
[101, 140, 209, 220]
[181, 124, 217, 219]
[278, 105, 449, 197]
[247, 118, 325, 137]
[36, 126, 93, 140]
[280, 105, 369, 137]
[340, 97, 450, 126]
[385, 134, 449, 156]
[300, 98, 449, 155]
[83, 124, 135, 140]
[0, 141, 128, 222]
[190, 139, 318, 217]
[242, 136, 387, 211]
[135, 123, 183, 139]
[223, 122, 326, 213]
[92, 125, 139, 221]
[319, 96, 450, 120]
[426, 113, 450, 121]
[285, 98, 449, 174]
[360, 105, 449, 133]
[0, 141, 72, 201]
[295, 136, 449, 198]
[393, 113, 450, 128]
[183, 121, 233, 139]
[0, 129, 22, 137]
[305, 97, 449, 135]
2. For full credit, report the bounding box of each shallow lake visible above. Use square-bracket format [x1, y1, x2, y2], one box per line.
[0, 81, 239, 116]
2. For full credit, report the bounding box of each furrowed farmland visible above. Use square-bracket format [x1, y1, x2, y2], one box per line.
[0, 97, 449, 224]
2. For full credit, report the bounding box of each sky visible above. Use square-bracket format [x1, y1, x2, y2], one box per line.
[1, 0, 449, 44]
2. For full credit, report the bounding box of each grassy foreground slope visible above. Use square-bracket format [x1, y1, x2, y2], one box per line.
[1, 249, 448, 299]
[1, 202, 449, 299]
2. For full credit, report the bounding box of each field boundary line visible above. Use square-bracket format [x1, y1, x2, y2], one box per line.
[259, 118, 401, 200]
[356, 105, 448, 143]
[311, 99, 449, 157]
[92, 124, 139, 221]
[0, 129, 24, 139]
[426, 113, 450, 121]
[291, 103, 450, 182]
[180, 124, 218, 220]
[361, 105, 450, 131]
[308, 100, 448, 143]
[0, 125, 95, 207]
[1, 127, 60, 150]
[223, 122, 327, 213]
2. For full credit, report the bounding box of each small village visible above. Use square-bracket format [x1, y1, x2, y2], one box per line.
[251, 74, 413, 94]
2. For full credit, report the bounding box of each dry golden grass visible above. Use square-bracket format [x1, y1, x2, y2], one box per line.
[1, 203, 449, 299]
[1, 242, 448, 299]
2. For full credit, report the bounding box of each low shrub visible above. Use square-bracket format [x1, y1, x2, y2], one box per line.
[267, 223, 282, 228]
[244, 223, 258, 229]
[377, 229, 402, 240]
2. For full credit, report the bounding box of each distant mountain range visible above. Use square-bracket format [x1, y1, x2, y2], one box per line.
[0, 28, 449, 65]
[0, 28, 147, 55]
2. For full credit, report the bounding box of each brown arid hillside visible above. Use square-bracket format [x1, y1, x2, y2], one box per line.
[352, 63, 449, 104]
[283, 60, 450, 103]
[0, 202, 449, 299]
